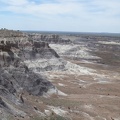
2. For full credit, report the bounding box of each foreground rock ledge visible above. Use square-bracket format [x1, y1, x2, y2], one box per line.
[0, 29, 57, 118]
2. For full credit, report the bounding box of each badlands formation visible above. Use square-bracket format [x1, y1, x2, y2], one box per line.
[0, 29, 120, 120]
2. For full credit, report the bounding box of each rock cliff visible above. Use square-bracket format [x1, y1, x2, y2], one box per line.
[0, 29, 58, 119]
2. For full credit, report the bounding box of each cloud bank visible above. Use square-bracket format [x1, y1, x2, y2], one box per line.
[0, 0, 120, 32]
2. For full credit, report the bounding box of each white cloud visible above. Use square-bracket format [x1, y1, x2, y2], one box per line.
[0, 0, 28, 5]
[0, 0, 120, 32]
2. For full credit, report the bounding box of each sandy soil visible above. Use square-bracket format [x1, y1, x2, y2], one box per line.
[41, 38, 120, 120]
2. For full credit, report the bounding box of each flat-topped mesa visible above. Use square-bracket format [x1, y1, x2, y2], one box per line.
[0, 29, 28, 51]
[0, 29, 26, 37]
[22, 40, 59, 60]
[29, 33, 72, 44]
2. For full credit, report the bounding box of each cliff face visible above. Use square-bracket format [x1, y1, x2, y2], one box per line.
[0, 30, 60, 66]
[0, 30, 57, 118]
[29, 33, 71, 44]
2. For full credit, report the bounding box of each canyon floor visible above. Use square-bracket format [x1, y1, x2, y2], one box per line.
[43, 38, 120, 120]
[24, 34, 120, 120]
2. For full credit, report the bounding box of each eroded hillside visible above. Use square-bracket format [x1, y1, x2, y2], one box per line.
[0, 29, 120, 120]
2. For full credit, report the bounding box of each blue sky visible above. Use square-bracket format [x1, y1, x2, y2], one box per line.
[0, 0, 120, 33]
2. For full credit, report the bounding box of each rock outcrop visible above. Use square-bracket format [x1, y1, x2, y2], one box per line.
[28, 33, 72, 44]
[0, 29, 58, 118]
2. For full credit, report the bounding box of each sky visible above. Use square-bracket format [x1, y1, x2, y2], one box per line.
[0, 0, 120, 33]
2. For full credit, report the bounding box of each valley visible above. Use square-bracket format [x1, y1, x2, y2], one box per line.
[0, 29, 120, 120]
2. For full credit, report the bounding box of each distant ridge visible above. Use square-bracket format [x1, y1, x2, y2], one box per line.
[22, 30, 120, 37]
